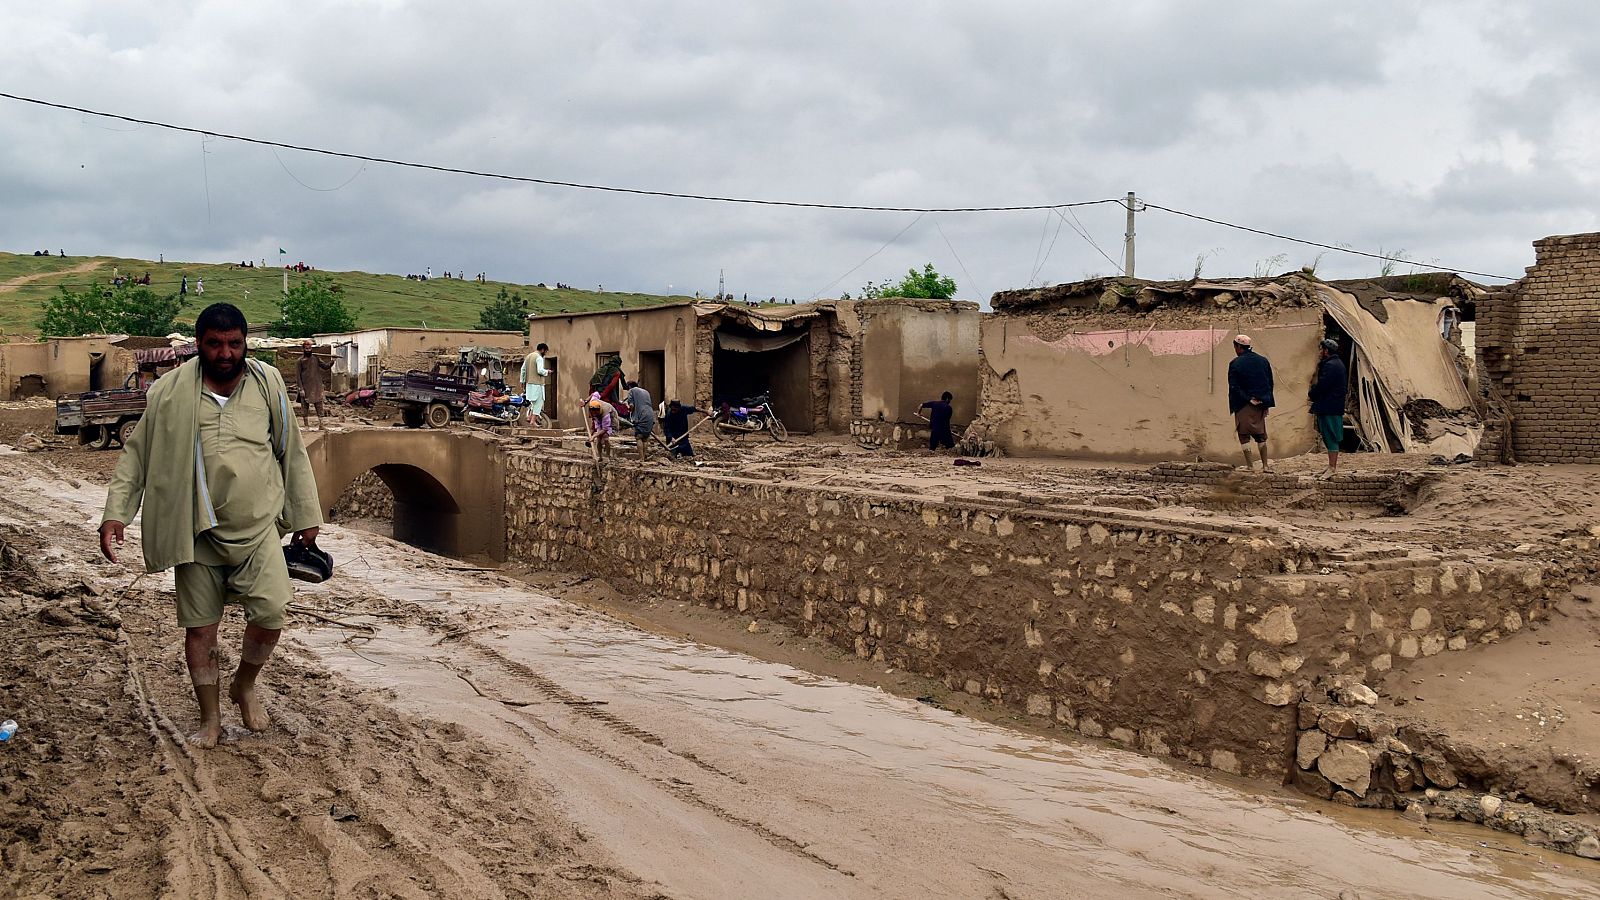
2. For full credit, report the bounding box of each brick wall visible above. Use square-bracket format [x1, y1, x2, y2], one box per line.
[503, 450, 1554, 779]
[1477, 232, 1600, 463]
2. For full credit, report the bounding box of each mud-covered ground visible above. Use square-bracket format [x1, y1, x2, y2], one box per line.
[4, 408, 1600, 897]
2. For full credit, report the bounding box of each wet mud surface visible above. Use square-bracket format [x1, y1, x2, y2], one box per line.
[1, 453, 1598, 898]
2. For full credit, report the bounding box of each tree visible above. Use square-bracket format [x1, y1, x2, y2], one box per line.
[857, 263, 958, 300]
[477, 286, 528, 332]
[37, 280, 186, 337]
[277, 274, 357, 338]
[119, 285, 188, 336]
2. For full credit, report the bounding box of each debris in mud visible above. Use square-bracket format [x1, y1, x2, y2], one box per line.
[328, 804, 360, 822]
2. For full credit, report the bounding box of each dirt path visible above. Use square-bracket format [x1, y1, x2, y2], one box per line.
[3, 455, 1599, 898]
[0, 259, 102, 293]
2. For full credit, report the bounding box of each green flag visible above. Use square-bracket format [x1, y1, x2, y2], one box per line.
[279, 248, 286, 255]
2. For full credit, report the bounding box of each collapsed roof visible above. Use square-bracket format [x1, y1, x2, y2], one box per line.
[990, 272, 1487, 458]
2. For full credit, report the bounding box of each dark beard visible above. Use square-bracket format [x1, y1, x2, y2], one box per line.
[200, 356, 245, 384]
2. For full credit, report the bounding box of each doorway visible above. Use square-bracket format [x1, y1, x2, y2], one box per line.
[638, 350, 666, 405]
[711, 328, 812, 433]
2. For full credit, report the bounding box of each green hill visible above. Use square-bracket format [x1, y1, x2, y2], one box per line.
[0, 251, 689, 336]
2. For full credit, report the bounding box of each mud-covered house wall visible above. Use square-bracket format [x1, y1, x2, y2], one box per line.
[978, 282, 1324, 462]
[855, 300, 981, 424]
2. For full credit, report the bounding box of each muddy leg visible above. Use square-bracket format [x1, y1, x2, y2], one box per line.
[1256, 439, 1270, 472]
[228, 625, 280, 732]
[184, 624, 224, 748]
[1239, 442, 1257, 471]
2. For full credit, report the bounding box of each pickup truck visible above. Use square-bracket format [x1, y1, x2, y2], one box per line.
[55, 383, 147, 449]
[378, 347, 510, 428]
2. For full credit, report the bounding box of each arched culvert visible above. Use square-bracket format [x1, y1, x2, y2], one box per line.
[366, 463, 463, 559]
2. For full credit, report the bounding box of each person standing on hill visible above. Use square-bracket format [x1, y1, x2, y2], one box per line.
[99, 302, 322, 748]
[1227, 334, 1275, 472]
[1309, 338, 1348, 476]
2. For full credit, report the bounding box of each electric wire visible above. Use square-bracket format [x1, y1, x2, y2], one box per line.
[1, 90, 1522, 284]
[1054, 207, 1123, 275]
[0, 91, 1120, 214]
[1140, 202, 1516, 281]
[1028, 208, 1066, 287]
[272, 147, 368, 192]
[806, 213, 926, 300]
[934, 219, 983, 301]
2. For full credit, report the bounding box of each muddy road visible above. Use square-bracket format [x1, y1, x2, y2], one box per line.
[2, 453, 1597, 899]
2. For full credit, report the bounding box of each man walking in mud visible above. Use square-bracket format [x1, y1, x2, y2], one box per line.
[1228, 334, 1274, 471]
[100, 303, 323, 748]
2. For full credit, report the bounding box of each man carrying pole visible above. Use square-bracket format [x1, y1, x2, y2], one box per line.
[100, 303, 322, 748]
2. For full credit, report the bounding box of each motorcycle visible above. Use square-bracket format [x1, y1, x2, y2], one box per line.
[464, 385, 525, 425]
[712, 392, 788, 441]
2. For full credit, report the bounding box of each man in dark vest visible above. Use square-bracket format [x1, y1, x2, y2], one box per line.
[1227, 334, 1275, 471]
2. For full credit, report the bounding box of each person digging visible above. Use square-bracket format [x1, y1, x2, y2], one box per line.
[100, 303, 323, 748]
[1227, 334, 1275, 472]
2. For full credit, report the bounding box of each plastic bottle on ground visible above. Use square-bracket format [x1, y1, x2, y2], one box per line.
[0, 720, 15, 742]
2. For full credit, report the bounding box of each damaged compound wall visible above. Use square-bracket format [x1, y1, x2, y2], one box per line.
[1478, 231, 1600, 464]
[978, 279, 1324, 461]
[504, 450, 1555, 781]
[853, 299, 980, 425]
[980, 274, 1478, 463]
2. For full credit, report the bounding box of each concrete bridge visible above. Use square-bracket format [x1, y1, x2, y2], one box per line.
[305, 428, 505, 561]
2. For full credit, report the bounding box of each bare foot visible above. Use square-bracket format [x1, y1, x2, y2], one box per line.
[187, 720, 223, 748]
[228, 680, 271, 732]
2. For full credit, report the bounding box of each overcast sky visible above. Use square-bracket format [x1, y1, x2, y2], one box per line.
[3, 1, 1597, 301]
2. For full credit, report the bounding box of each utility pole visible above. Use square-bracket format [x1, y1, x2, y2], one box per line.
[718, 268, 725, 301]
[1123, 191, 1138, 278]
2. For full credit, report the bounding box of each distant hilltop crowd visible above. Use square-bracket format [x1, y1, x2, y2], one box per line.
[402, 267, 487, 283]
[31, 249, 64, 257]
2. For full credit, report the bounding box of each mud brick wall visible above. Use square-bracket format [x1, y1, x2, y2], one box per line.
[1477, 232, 1600, 463]
[503, 451, 1553, 780]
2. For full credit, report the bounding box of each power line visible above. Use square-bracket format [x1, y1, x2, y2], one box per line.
[0, 91, 1121, 214]
[934, 219, 983, 301]
[807, 213, 925, 299]
[1140, 202, 1517, 281]
[1054, 206, 1123, 276]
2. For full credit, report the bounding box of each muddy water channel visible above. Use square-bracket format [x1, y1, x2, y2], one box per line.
[290, 528, 1600, 900]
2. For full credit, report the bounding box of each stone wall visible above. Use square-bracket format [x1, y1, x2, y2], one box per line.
[503, 450, 1555, 779]
[330, 470, 394, 522]
[1477, 232, 1600, 463]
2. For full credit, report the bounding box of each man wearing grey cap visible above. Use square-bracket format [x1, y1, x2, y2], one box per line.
[1228, 334, 1274, 471]
[1309, 337, 1348, 476]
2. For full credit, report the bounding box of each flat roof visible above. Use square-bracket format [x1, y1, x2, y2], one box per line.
[526, 299, 695, 322]
[313, 326, 524, 338]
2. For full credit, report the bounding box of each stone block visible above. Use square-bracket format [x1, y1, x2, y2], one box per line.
[1296, 730, 1327, 769]
[1318, 708, 1360, 739]
[1317, 741, 1374, 797]
[1292, 765, 1336, 800]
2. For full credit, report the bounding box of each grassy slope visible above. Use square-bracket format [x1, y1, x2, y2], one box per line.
[0, 251, 689, 335]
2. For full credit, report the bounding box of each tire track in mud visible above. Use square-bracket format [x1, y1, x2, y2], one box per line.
[453, 638, 856, 878]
